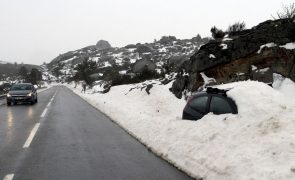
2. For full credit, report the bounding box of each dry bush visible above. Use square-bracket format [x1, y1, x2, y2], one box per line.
[272, 3, 295, 20]
[210, 26, 225, 39]
[227, 22, 246, 36]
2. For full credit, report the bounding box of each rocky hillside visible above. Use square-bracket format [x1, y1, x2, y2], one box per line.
[0, 61, 41, 81]
[171, 19, 295, 98]
[47, 35, 209, 89]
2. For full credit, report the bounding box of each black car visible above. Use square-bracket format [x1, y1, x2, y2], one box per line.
[182, 87, 238, 120]
[6, 83, 38, 106]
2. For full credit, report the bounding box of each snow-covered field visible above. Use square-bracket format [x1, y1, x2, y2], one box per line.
[66, 77, 295, 180]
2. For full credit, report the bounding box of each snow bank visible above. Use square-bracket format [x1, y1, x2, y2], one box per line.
[91, 81, 109, 93]
[278, 78, 295, 99]
[66, 79, 295, 180]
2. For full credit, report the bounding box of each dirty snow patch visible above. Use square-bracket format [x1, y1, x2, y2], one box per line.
[200, 72, 216, 86]
[220, 43, 228, 50]
[257, 43, 277, 54]
[222, 37, 233, 41]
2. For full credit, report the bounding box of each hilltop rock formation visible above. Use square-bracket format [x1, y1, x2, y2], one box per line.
[96, 40, 112, 50]
[171, 19, 295, 98]
[132, 59, 156, 73]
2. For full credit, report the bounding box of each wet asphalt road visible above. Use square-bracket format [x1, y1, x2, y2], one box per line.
[0, 86, 192, 180]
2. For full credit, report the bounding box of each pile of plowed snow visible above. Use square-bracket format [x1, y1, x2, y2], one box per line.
[67, 77, 295, 180]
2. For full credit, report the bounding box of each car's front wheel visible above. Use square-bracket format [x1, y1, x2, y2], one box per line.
[7, 102, 11, 106]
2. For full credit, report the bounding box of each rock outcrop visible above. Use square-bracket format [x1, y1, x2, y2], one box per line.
[132, 59, 156, 73]
[171, 19, 295, 98]
[96, 40, 112, 50]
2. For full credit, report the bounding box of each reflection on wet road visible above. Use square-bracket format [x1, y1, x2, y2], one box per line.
[0, 87, 56, 179]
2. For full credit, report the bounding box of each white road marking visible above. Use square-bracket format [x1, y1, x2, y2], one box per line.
[40, 108, 48, 118]
[4, 91, 59, 180]
[23, 123, 40, 148]
[3, 174, 14, 180]
[40, 92, 56, 118]
[23, 91, 57, 148]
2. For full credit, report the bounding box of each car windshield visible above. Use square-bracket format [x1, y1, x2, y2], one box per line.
[11, 84, 32, 91]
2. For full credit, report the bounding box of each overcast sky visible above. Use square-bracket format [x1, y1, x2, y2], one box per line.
[0, 0, 294, 65]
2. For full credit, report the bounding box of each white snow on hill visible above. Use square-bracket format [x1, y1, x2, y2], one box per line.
[66, 78, 295, 180]
[51, 37, 206, 83]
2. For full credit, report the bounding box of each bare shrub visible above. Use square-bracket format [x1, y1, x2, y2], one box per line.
[210, 26, 225, 39]
[227, 22, 246, 36]
[272, 3, 295, 20]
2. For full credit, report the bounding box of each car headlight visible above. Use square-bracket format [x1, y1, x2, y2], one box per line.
[27, 93, 32, 97]
[6, 93, 11, 97]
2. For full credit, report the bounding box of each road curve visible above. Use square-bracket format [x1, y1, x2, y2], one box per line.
[0, 86, 192, 180]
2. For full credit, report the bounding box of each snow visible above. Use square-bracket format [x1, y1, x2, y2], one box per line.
[159, 47, 167, 53]
[91, 57, 100, 62]
[251, 65, 258, 71]
[200, 72, 216, 85]
[91, 81, 109, 93]
[115, 58, 123, 65]
[273, 74, 295, 99]
[63, 56, 76, 63]
[258, 67, 270, 74]
[102, 61, 112, 67]
[155, 69, 162, 74]
[60, 69, 71, 75]
[112, 52, 123, 58]
[0, 81, 6, 85]
[251, 66, 270, 74]
[127, 48, 136, 53]
[222, 37, 233, 41]
[66, 77, 295, 180]
[119, 70, 127, 75]
[280, 42, 295, 50]
[220, 43, 228, 50]
[130, 58, 137, 63]
[257, 43, 277, 54]
[209, 54, 216, 59]
[156, 61, 164, 66]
